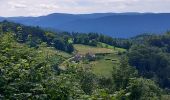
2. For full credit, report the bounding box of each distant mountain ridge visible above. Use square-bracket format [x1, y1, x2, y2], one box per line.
[1, 13, 170, 38]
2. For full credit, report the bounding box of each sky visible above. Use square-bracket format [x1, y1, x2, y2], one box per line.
[0, 0, 170, 17]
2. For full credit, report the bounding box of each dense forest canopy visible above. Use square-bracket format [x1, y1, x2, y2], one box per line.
[128, 32, 170, 89]
[0, 20, 170, 99]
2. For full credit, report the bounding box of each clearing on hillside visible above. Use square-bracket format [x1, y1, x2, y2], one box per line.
[73, 44, 126, 77]
[91, 53, 121, 78]
[74, 44, 125, 55]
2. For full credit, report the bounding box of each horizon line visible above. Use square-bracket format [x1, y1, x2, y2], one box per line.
[1, 12, 170, 18]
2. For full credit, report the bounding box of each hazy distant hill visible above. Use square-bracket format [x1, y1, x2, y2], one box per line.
[0, 17, 4, 21]
[2, 13, 170, 38]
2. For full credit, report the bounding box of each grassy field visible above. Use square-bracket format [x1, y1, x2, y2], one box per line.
[74, 44, 125, 55]
[162, 95, 170, 100]
[39, 46, 72, 59]
[73, 44, 124, 77]
[74, 53, 121, 78]
[91, 53, 120, 78]
[97, 42, 126, 52]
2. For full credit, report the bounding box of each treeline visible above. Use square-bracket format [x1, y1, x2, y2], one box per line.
[71, 32, 131, 49]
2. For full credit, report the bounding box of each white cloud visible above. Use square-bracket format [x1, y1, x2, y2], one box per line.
[39, 4, 58, 9]
[0, 0, 170, 17]
[8, 1, 27, 9]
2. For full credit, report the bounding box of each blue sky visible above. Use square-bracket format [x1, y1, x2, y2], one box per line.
[0, 0, 170, 17]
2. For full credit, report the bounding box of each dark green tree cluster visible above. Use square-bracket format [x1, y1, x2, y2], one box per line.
[128, 32, 170, 89]
[72, 32, 131, 49]
[109, 57, 161, 100]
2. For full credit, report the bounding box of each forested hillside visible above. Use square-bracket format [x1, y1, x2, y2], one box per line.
[0, 20, 131, 51]
[0, 21, 170, 99]
[3, 13, 170, 38]
[128, 32, 170, 88]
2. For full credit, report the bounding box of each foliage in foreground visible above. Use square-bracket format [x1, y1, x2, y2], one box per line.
[0, 33, 162, 99]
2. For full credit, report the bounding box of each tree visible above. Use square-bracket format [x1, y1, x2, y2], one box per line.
[112, 57, 137, 90]
[16, 26, 24, 42]
[128, 44, 170, 88]
[128, 78, 161, 100]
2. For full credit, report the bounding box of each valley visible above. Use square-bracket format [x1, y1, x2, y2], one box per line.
[1, 0, 170, 99]
[0, 20, 169, 100]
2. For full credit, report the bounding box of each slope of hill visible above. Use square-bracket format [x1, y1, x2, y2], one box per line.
[6, 13, 115, 29]
[58, 13, 170, 38]
[2, 13, 170, 38]
[0, 19, 166, 100]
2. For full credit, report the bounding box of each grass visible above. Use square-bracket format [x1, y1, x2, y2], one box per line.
[39, 46, 72, 59]
[73, 53, 121, 78]
[91, 53, 120, 78]
[55, 50, 72, 58]
[97, 42, 126, 52]
[74, 44, 119, 55]
[162, 95, 170, 100]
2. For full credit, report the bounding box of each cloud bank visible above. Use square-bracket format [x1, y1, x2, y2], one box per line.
[0, 0, 170, 17]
